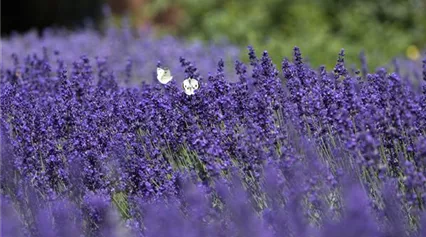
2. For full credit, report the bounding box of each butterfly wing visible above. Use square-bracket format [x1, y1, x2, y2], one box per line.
[190, 78, 199, 89]
[163, 69, 173, 82]
[183, 78, 194, 95]
[157, 67, 173, 84]
[157, 68, 165, 81]
[183, 78, 198, 95]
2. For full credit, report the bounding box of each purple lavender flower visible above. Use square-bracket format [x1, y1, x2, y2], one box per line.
[2, 26, 426, 236]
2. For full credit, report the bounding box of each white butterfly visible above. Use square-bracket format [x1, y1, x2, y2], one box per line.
[157, 67, 173, 84]
[182, 78, 199, 95]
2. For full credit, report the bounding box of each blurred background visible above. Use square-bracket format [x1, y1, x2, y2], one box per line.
[2, 0, 425, 69]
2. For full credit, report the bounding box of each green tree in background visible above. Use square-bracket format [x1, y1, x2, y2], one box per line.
[4, 0, 424, 69]
[144, 0, 426, 69]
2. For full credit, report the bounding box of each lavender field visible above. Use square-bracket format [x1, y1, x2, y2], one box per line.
[1, 24, 426, 237]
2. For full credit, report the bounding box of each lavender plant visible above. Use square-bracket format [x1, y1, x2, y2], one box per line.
[1, 25, 426, 236]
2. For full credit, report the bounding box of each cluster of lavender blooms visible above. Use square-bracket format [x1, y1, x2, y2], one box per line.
[1, 28, 426, 236]
[0, 23, 240, 85]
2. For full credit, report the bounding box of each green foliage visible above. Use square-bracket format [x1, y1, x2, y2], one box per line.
[156, 0, 426, 69]
[112, 192, 131, 219]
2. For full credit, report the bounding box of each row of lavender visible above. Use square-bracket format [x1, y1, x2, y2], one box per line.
[1, 28, 426, 236]
[1, 25, 240, 84]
